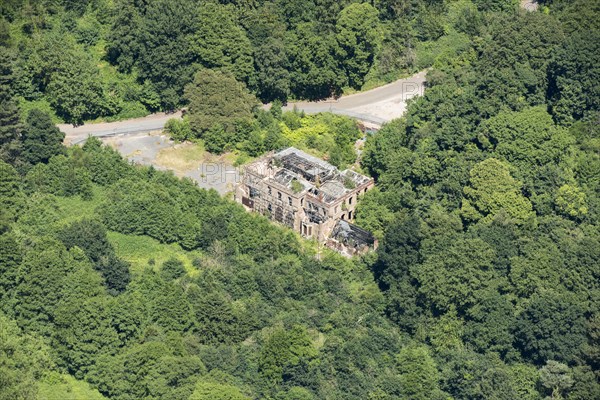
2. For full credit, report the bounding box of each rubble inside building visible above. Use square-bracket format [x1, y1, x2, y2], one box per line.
[235, 147, 378, 255]
[328, 220, 377, 256]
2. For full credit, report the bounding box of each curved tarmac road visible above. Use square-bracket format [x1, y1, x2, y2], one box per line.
[59, 70, 428, 143]
[281, 69, 427, 126]
[59, 0, 538, 144]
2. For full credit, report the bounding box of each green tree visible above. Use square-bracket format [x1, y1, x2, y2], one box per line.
[514, 292, 588, 364]
[21, 109, 65, 165]
[474, 12, 564, 112]
[478, 107, 574, 173]
[152, 282, 194, 332]
[464, 290, 515, 357]
[354, 189, 396, 240]
[25, 155, 93, 199]
[472, 0, 518, 12]
[396, 344, 442, 400]
[184, 69, 258, 142]
[538, 360, 573, 399]
[461, 158, 534, 225]
[133, 0, 199, 109]
[508, 363, 540, 400]
[285, 23, 346, 100]
[0, 17, 10, 46]
[555, 184, 588, 219]
[13, 193, 61, 237]
[187, 286, 244, 345]
[80, 137, 133, 185]
[0, 232, 21, 304]
[259, 326, 318, 390]
[276, 387, 315, 400]
[372, 212, 421, 288]
[88, 341, 204, 400]
[508, 236, 564, 298]
[109, 293, 146, 347]
[106, 0, 142, 72]
[428, 309, 465, 353]
[53, 295, 120, 378]
[58, 219, 130, 294]
[193, 2, 253, 83]
[439, 350, 520, 400]
[362, 119, 409, 179]
[46, 56, 112, 125]
[164, 117, 191, 142]
[0, 312, 54, 400]
[26, 31, 113, 124]
[336, 3, 381, 88]
[189, 381, 250, 400]
[99, 177, 202, 246]
[413, 4, 445, 41]
[0, 161, 24, 223]
[568, 365, 600, 400]
[160, 257, 186, 281]
[0, 47, 22, 164]
[11, 238, 79, 335]
[416, 238, 497, 313]
[477, 107, 575, 210]
[549, 26, 600, 125]
[252, 38, 290, 102]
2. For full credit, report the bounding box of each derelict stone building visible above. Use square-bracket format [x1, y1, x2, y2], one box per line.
[235, 147, 377, 255]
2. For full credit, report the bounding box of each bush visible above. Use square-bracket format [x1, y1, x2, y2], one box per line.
[165, 117, 192, 142]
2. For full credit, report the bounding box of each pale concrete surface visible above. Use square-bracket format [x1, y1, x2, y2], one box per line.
[101, 131, 238, 195]
[283, 69, 427, 124]
[60, 111, 182, 145]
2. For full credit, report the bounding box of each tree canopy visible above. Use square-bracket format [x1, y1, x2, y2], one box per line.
[1, 1, 600, 399]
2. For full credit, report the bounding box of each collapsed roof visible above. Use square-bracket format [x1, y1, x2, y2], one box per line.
[331, 220, 376, 248]
[268, 147, 371, 203]
[274, 147, 336, 182]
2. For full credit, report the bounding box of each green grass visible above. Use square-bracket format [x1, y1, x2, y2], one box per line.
[53, 186, 107, 224]
[155, 141, 207, 173]
[38, 373, 106, 400]
[18, 97, 63, 124]
[414, 30, 472, 70]
[53, 186, 201, 276]
[107, 231, 201, 276]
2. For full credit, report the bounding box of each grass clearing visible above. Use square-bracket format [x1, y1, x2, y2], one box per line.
[54, 186, 201, 277]
[155, 141, 207, 172]
[107, 231, 201, 276]
[154, 141, 247, 176]
[54, 186, 107, 224]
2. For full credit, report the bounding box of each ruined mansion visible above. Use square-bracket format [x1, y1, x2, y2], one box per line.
[235, 147, 377, 255]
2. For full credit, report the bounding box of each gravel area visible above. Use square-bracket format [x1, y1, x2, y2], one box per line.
[101, 132, 238, 196]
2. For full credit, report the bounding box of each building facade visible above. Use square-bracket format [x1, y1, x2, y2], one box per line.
[235, 147, 377, 254]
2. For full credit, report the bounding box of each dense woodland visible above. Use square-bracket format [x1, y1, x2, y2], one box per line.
[1, 0, 600, 399]
[0, 0, 509, 125]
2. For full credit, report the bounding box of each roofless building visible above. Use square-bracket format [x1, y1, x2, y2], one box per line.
[235, 147, 377, 255]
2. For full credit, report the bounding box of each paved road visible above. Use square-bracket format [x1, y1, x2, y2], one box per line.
[59, 70, 427, 142]
[283, 69, 427, 124]
[60, 111, 183, 145]
[58, 0, 536, 144]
